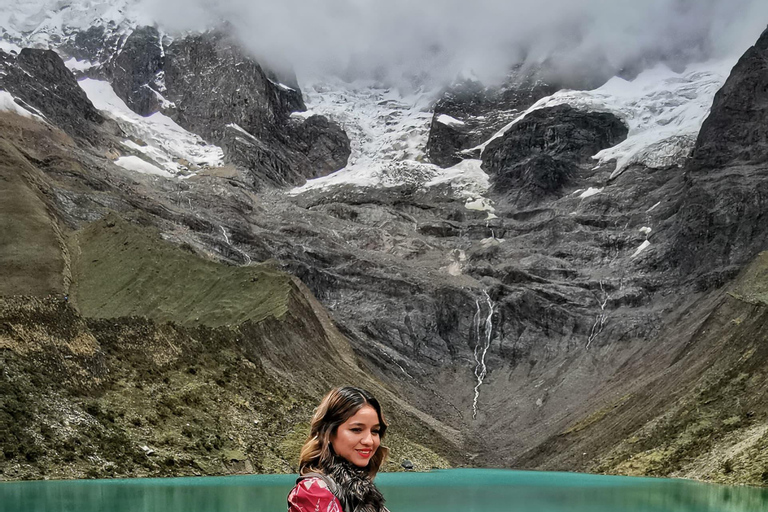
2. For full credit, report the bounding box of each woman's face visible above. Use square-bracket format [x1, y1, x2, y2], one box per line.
[330, 404, 381, 467]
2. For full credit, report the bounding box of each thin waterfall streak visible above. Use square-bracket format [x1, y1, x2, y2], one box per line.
[220, 225, 230, 245]
[472, 299, 482, 375]
[472, 291, 495, 420]
[220, 224, 252, 266]
[586, 280, 609, 350]
[379, 346, 414, 379]
[471, 299, 482, 418]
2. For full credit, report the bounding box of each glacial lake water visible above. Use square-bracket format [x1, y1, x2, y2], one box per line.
[2, 469, 768, 512]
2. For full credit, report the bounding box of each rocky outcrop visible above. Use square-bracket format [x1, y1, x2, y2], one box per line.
[667, 27, 768, 286]
[689, 27, 768, 170]
[288, 115, 352, 178]
[426, 68, 561, 167]
[160, 29, 349, 187]
[426, 114, 472, 167]
[60, 25, 121, 66]
[108, 26, 164, 116]
[0, 48, 103, 139]
[163, 31, 303, 142]
[482, 105, 627, 205]
[55, 26, 350, 188]
[665, 162, 768, 286]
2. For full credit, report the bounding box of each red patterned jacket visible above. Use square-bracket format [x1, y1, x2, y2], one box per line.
[287, 476, 344, 512]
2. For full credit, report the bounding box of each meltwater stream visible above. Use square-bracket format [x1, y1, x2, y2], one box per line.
[3, 469, 768, 512]
[471, 291, 494, 420]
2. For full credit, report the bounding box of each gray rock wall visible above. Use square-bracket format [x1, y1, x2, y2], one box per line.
[0, 48, 103, 140]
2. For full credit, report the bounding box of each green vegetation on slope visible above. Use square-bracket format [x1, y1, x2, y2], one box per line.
[71, 214, 292, 327]
[0, 295, 452, 480]
[520, 251, 768, 486]
[0, 134, 67, 296]
[1, 214, 456, 480]
[594, 328, 768, 484]
[0, 295, 316, 480]
[729, 251, 768, 306]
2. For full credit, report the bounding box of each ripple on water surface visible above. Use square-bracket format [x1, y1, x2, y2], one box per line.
[2, 469, 768, 512]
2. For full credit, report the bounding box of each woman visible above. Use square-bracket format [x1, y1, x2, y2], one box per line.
[287, 386, 390, 512]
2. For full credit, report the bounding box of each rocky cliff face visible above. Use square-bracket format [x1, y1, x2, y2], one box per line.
[0, 48, 104, 140]
[482, 105, 628, 204]
[690, 29, 768, 170]
[107, 26, 164, 117]
[426, 68, 559, 167]
[56, 23, 350, 188]
[667, 28, 768, 288]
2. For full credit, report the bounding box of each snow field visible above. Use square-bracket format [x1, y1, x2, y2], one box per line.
[0, 90, 38, 118]
[289, 78, 495, 215]
[476, 61, 732, 178]
[78, 78, 224, 178]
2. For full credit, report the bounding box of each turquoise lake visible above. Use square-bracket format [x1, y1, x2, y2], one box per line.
[3, 469, 768, 512]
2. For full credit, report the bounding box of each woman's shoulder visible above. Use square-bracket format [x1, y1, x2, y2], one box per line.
[288, 476, 343, 512]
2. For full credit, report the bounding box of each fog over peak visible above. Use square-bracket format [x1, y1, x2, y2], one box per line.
[150, 1, 767, 88]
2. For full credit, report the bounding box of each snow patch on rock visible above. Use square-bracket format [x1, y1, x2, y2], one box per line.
[631, 240, 651, 258]
[579, 187, 602, 199]
[476, 60, 732, 178]
[0, 90, 38, 118]
[64, 57, 96, 72]
[115, 155, 172, 177]
[436, 114, 465, 127]
[78, 78, 224, 177]
[289, 78, 494, 213]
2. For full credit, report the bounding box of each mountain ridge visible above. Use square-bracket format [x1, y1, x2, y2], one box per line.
[2, 11, 768, 486]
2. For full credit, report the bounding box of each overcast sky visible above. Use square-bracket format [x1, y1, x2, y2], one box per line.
[150, 0, 768, 88]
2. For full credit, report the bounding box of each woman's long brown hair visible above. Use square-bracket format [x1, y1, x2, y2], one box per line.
[298, 386, 389, 478]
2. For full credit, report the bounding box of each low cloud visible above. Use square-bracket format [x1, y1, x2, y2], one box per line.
[149, 0, 768, 88]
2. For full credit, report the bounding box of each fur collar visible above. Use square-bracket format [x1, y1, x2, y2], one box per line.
[322, 456, 386, 512]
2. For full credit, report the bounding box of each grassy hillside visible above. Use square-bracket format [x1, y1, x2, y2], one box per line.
[0, 117, 69, 296]
[1, 211, 459, 481]
[70, 214, 292, 327]
[517, 252, 768, 486]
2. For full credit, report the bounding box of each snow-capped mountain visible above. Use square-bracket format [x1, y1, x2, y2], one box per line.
[1, 0, 148, 48]
[4, 2, 768, 487]
[0, 0, 735, 197]
[288, 60, 732, 217]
